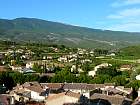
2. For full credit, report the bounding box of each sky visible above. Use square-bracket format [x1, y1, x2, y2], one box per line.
[1, 0, 140, 32]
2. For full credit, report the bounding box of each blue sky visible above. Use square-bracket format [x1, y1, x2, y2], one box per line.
[1, 0, 140, 32]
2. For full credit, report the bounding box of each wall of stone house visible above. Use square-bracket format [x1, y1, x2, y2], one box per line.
[138, 90, 140, 97]
[31, 91, 45, 101]
[46, 96, 78, 105]
[11, 94, 29, 103]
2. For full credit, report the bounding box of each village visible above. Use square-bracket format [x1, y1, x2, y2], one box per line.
[0, 41, 140, 105]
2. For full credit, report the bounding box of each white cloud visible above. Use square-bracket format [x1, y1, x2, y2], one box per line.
[106, 8, 140, 32]
[107, 15, 123, 19]
[107, 8, 140, 19]
[126, 0, 140, 5]
[106, 22, 140, 32]
[105, 0, 140, 32]
[112, 0, 140, 7]
[111, 2, 124, 7]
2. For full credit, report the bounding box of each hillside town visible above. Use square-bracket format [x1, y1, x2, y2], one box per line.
[0, 41, 140, 105]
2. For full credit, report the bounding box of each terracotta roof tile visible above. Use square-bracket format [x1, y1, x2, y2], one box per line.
[26, 85, 44, 93]
[24, 82, 44, 93]
[63, 83, 87, 90]
[0, 95, 9, 105]
[41, 83, 64, 90]
[120, 65, 132, 68]
[63, 83, 107, 90]
[44, 83, 114, 91]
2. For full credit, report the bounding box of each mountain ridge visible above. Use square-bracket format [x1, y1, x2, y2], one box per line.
[0, 17, 140, 48]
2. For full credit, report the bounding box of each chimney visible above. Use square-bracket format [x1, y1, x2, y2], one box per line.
[10, 96, 15, 105]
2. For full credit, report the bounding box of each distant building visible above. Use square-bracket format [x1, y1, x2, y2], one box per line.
[10, 66, 23, 71]
[26, 62, 34, 68]
[136, 75, 140, 80]
[58, 57, 68, 62]
[20, 68, 36, 74]
[120, 65, 132, 71]
[0, 66, 6, 72]
[88, 63, 112, 77]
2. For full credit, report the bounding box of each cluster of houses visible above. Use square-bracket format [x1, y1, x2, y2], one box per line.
[2, 46, 140, 105]
[1, 82, 140, 105]
[0, 46, 119, 75]
[57, 48, 93, 63]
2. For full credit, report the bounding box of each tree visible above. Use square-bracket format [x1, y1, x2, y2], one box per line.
[38, 76, 51, 83]
[91, 75, 112, 84]
[54, 66, 62, 73]
[51, 69, 77, 83]
[121, 71, 130, 78]
[9, 72, 25, 84]
[77, 73, 92, 83]
[81, 62, 91, 73]
[0, 71, 40, 90]
[130, 65, 140, 80]
[0, 71, 15, 90]
[112, 75, 127, 86]
[131, 88, 138, 100]
[32, 63, 44, 73]
[94, 49, 109, 56]
[126, 80, 140, 90]
[24, 74, 39, 82]
[96, 66, 118, 77]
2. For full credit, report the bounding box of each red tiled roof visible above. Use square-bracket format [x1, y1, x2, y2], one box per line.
[120, 65, 132, 68]
[44, 83, 115, 90]
[90, 93, 130, 105]
[26, 85, 44, 93]
[41, 83, 64, 90]
[24, 82, 44, 93]
[63, 83, 87, 90]
[0, 95, 9, 105]
[0, 66, 6, 72]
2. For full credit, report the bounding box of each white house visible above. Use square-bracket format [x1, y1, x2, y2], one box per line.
[26, 62, 34, 68]
[88, 70, 96, 77]
[71, 65, 77, 72]
[120, 64, 132, 71]
[58, 57, 68, 62]
[136, 75, 140, 80]
[10, 66, 23, 71]
[20, 68, 36, 73]
[138, 88, 140, 97]
[24, 83, 46, 101]
[88, 63, 112, 77]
